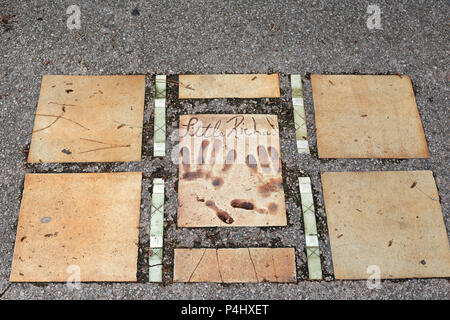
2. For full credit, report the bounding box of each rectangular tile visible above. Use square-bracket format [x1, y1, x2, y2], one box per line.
[28, 75, 145, 163]
[298, 177, 322, 280]
[10, 172, 142, 282]
[321, 170, 450, 279]
[174, 248, 296, 283]
[177, 114, 287, 227]
[149, 248, 163, 283]
[149, 178, 164, 282]
[178, 74, 280, 99]
[150, 178, 165, 248]
[153, 75, 166, 157]
[291, 75, 310, 154]
[311, 74, 429, 158]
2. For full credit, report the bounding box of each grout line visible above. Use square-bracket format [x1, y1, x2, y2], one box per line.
[298, 177, 323, 280]
[149, 178, 165, 282]
[153, 75, 166, 157]
[290, 75, 310, 154]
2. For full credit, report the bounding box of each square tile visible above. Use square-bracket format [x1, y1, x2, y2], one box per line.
[177, 114, 287, 227]
[178, 74, 280, 99]
[10, 172, 142, 282]
[28, 75, 145, 163]
[311, 75, 429, 158]
[321, 170, 450, 279]
[173, 248, 296, 283]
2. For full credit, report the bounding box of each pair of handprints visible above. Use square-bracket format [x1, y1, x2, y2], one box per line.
[179, 139, 282, 224]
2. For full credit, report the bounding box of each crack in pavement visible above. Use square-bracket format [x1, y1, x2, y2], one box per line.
[0, 284, 12, 300]
[216, 249, 224, 283]
[247, 248, 259, 282]
[188, 248, 207, 282]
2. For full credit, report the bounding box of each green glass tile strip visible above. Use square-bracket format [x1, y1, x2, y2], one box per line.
[154, 75, 166, 157]
[291, 75, 310, 154]
[149, 178, 165, 282]
[149, 248, 163, 283]
[298, 177, 322, 280]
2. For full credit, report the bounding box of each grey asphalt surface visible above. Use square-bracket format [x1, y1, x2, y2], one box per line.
[0, 0, 449, 300]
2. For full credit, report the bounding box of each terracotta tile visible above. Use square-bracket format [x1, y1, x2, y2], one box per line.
[174, 248, 296, 283]
[321, 170, 450, 279]
[178, 74, 280, 99]
[177, 114, 287, 227]
[28, 75, 145, 163]
[10, 172, 142, 282]
[311, 75, 429, 158]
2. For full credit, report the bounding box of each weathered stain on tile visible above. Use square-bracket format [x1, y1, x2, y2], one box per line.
[174, 248, 296, 283]
[178, 74, 280, 99]
[28, 75, 145, 163]
[311, 75, 429, 158]
[321, 170, 450, 279]
[177, 114, 287, 227]
[10, 172, 142, 282]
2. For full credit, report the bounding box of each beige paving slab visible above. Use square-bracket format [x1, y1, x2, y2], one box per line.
[178, 74, 280, 99]
[321, 170, 450, 279]
[177, 114, 287, 227]
[10, 172, 142, 282]
[311, 74, 429, 158]
[173, 248, 296, 283]
[28, 75, 145, 163]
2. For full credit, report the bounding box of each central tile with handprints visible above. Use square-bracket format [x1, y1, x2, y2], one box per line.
[177, 114, 287, 227]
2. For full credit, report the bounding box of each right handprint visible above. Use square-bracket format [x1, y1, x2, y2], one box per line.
[229, 145, 282, 215]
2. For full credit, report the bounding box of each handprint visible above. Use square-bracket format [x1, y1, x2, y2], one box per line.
[179, 139, 236, 224]
[229, 145, 282, 214]
[245, 145, 283, 198]
[179, 139, 236, 188]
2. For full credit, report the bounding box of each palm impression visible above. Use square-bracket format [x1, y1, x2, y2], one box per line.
[177, 114, 287, 227]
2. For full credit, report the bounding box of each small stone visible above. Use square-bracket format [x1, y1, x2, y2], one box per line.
[40, 217, 52, 223]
